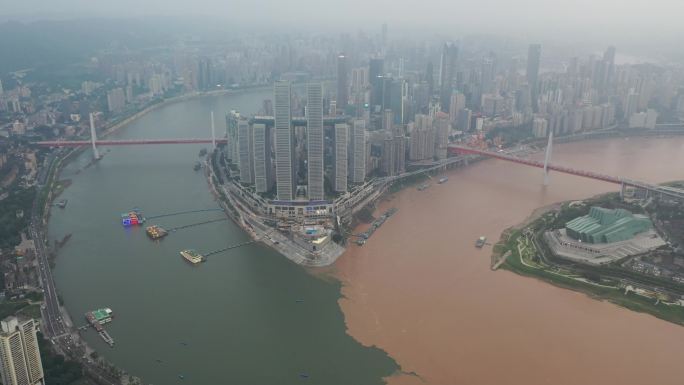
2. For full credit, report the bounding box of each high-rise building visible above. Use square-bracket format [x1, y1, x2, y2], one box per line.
[434, 115, 450, 160]
[458, 108, 472, 131]
[106, 88, 126, 113]
[533, 117, 548, 138]
[334, 123, 348, 193]
[439, 42, 458, 111]
[381, 133, 405, 176]
[480, 55, 495, 96]
[381, 136, 395, 176]
[409, 126, 435, 161]
[0, 317, 44, 385]
[274, 80, 295, 201]
[351, 120, 367, 183]
[252, 123, 273, 193]
[449, 92, 466, 123]
[237, 120, 254, 184]
[306, 83, 324, 200]
[526, 44, 542, 112]
[369, 58, 384, 109]
[262, 99, 274, 116]
[393, 135, 406, 175]
[336, 54, 348, 113]
[388, 78, 407, 124]
[383, 109, 394, 132]
[623, 91, 639, 121]
[225, 111, 241, 162]
[351, 67, 368, 94]
[198, 57, 213, 91]
[425, 62, 434, 97]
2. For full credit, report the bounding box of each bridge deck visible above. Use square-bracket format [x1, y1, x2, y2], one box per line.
[448, 145, 684, 200]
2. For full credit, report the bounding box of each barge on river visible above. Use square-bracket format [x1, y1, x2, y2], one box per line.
[146, 225, 168, 239]
[180, 249, 205, 264]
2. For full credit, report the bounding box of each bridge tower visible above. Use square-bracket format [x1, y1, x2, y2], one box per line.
[543, 129, 553, 185]
[210, 111, 216, 150]
[89, 113, 101, 160]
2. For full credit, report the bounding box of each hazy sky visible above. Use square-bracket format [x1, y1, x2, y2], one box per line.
[4, 0, 683, 42]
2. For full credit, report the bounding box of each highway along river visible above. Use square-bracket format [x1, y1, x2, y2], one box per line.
[336, 136, 684, 385]
[48, 90, 398, 385]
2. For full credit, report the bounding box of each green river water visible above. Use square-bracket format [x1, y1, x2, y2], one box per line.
[48, 90, 398, 385]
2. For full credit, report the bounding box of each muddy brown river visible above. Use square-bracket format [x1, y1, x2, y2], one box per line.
[335, 137, 684, 385]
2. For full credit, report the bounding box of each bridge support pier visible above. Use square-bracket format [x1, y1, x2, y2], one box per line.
[543, 130, 554, 186]
[211, 111, 216, 150]
[89, 113, 100, 160]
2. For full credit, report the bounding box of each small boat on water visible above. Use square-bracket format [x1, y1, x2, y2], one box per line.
[438, 177, 449, 184]
[475, 236, 487, 248]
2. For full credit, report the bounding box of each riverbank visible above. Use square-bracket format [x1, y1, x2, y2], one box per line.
[493, 189, 684, 325]
[35, 87, 269, 385]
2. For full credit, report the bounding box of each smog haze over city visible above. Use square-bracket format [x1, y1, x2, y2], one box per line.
[1, 1, 684, 385]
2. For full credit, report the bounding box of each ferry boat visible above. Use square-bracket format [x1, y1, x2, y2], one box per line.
[475, 236, 487, 248]
[438, 177, 449, 184]
[146, 225, 168, 239]
[121, 209, 145, 227]
[180, 249, 205, 264]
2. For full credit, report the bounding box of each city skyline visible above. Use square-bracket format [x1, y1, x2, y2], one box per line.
[2, 7, 684, 385]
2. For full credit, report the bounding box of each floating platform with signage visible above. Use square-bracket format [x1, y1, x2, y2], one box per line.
[121, 209, 145, 227]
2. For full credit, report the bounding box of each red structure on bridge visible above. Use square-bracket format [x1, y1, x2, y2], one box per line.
[35, 138, 228, 147]
[448, 145, 623, 185]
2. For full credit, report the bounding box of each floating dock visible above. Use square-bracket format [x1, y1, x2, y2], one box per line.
[356, 208, 398, 246]
[85, 308, 115, 347]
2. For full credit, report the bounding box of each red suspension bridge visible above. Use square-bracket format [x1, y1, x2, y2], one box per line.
[35, 138, 228, 147]
[448, 145, 684, 200]
[32, 112, 684, 201]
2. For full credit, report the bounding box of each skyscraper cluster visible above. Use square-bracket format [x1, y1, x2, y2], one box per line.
[216, 33, 684, 206]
